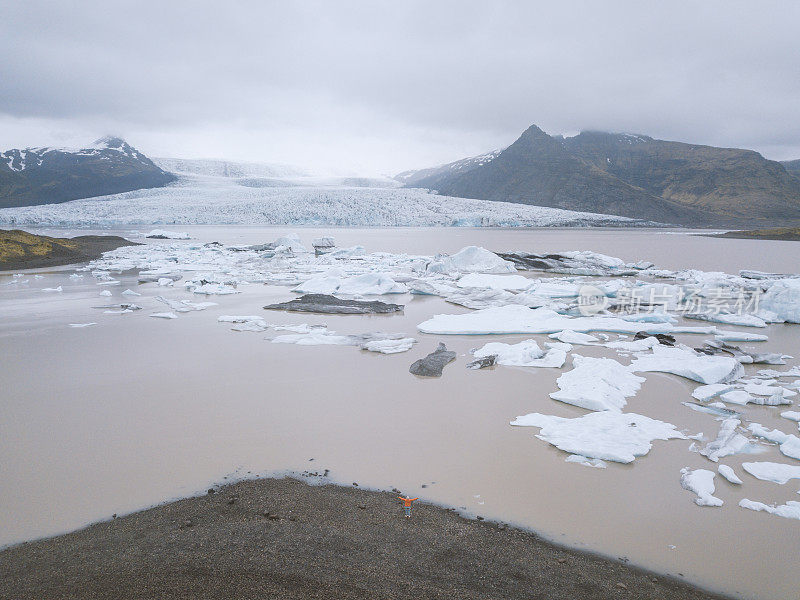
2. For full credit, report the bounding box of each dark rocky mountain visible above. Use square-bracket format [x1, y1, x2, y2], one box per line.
[400, 126, 800, 227]
[783, 159, 800, 178]
[0, 137, 175, 209]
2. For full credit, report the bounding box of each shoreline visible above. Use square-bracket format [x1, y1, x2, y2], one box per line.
[0, 476, 734, 600]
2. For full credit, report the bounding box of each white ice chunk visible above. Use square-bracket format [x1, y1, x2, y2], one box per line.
[739, 499, 800, 520]
[549, 355, 645, 411]
[272, 329, 352, 345]
[700, 418, 754, 462]
[99, 290, 112, 297]
[150, 312, 178, 319]
[456, 273, 532, 290]
[742, 461, 800, 484]
[121, 289, 141, 296]
[719, 390, 755, 405]
[680, 468, 723, 506]
[604, 336, 660, 352]
[510, 411, 685, 463]
[747, 423, 800, 460]
[426, 246, 516, 274]
[42, 286, 62, 292]
[565, 454, 607, 468]
[68, 322, 97, 328]
[715, 331, 769, 342]
[336, 273, 408, 295]
[718, 465, 743, 484]
[472, 339, 567, 368]
[548, 330, 598, 345]
[361, 338, 416, 354]
[629, 345, 744, 384]
[192, 283, 239, 295]
[418, 305, 714, 336]
[781, 411, 800, 422]
[759, 279, 800, 323]
[692, 384, 735, 402]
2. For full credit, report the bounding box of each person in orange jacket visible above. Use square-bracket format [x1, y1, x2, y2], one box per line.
[398, 495, 418, 518]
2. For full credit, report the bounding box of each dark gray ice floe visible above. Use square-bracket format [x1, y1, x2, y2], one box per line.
[409, 343, 456, 377]
[496, 250, 645, 277]
[264, 293, 403, 314]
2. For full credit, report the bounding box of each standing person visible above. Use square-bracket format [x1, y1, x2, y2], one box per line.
[398, 495, 418, 518]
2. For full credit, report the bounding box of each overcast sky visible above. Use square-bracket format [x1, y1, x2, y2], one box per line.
[2, 1, 799, 174]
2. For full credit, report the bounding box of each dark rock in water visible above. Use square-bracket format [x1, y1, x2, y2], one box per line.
[467, 355, 497, 369]
[409, 343, 456, 377]
[264, 294, 403, 315]
[633, 332, 676, 346]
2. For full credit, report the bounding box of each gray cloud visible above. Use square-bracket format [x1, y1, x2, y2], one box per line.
[2, 1, 799, 173]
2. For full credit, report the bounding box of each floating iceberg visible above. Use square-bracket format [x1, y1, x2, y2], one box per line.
[747, 423, 800, 460]
[715, 331, 768, 342]
[426, 246, 516, 275]
[548, 330, 598, 345]
[699, 418, 755, 462]
[739, 499, 800, 520]
[549, 355, 645, 411]
[417, 305, 714, 336]
[759, 279, 800, 323]
[629, 345, 744, 384]
[472, 339, 567, 368]
[718, 465, 743, 484]
[455, 273, 532, 291]
[742, 461, 800, 484]
[42, 286, 62, 292]
[361, 338, 416, 354]
[691, 384, 736, 402]
[497, 250, 639, 277]
[510, 411, 685, 463]
[680, 468, 723, 506]
[565, 454, 607, 468]
[150, 312, 178, 319]
[68, 322, 97, 328]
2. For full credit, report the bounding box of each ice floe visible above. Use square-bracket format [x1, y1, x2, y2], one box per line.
[417, 305, 714, 336]
[680, 468, 723, 506]
[739, 498, 800, 520]
[746, 424, 800, 460]
[699, 418, 758, 462]
[471, 340, 567, 368]
[549, 355, 645, 412]
[361, 338, 416, 354]
[691, 384, 736, 402]
[42, 286, 62, 292]
[629, 345, 744, 384]
[759, 279, 800, 323]
[150, 312, 178, 319]
[510, 411, 685, 463]
[455, 273, 533, 291]
[425, 246, 516, 275]
[742, 461, 800, 484]
[68, 322, 97, 328]
[718, 465, 743, 484]
[565, 454, 607, 468]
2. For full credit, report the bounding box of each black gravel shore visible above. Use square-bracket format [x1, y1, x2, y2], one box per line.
[0, 477, 732, 600]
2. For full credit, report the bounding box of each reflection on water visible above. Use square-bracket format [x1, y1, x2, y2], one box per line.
[1, 227, 799, 600]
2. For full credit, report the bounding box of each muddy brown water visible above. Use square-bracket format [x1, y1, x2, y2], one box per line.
[1, 227, 799, 599]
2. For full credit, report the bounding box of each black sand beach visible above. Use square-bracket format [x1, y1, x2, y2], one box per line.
[0, 477, 733, 600]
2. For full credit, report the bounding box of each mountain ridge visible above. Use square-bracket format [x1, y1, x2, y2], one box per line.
[0, 138, 175, 209]
[399, 126, 800, 227]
